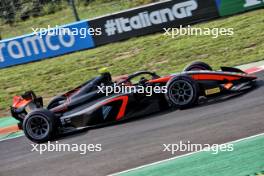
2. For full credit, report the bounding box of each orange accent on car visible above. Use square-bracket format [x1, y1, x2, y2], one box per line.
[12, 96, 32, 108]
[224, 83, 233, 90]
[148, 76, 172, 83]
[104, 96, 129, 120]
[191, 74, 241, 81]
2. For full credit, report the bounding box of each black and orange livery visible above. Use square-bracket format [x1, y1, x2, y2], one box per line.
[10, 61, 257, 143]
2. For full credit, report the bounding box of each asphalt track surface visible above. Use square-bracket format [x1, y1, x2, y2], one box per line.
[1, 71, 264, 176]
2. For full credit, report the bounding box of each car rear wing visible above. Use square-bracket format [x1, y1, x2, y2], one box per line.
[10, 91, 43, 122]
[221, 67, 245, 74]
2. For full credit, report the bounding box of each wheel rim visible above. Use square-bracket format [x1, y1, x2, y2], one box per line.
[169, 80, 194, 105]
[26, 115, 49, 140]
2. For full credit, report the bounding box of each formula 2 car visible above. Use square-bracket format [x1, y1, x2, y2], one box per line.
[10, 61, 257, 143]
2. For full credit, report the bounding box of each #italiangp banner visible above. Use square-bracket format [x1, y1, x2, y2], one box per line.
[215, 0, 264, 16]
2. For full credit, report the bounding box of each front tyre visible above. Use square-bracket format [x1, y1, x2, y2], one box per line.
[23, 109, 56, 143]
[166, 75, 199, 109]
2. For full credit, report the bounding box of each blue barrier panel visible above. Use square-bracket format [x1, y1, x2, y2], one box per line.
[0, 20, 95, 68]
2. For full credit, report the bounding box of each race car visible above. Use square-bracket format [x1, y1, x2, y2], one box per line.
[10, 61, 257, 143]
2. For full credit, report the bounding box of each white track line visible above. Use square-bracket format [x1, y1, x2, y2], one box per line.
[0, 133, 24, 142]
[109, 132, 264, 176]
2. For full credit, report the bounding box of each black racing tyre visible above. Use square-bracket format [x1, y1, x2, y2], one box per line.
[23, 109, 56, 143]
[17, 122, 23, 130]
[47, 96, 66, 109]
[183, 61, 212, 71]
[165, 75, 199, 109]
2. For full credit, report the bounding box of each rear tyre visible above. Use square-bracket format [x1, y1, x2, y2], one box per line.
[23, 109, 56, 143]
[166, 75, 199, 109]
[183, 61, 212, 71]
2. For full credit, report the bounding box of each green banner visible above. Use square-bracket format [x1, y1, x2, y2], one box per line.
[216, 0, 264, 16]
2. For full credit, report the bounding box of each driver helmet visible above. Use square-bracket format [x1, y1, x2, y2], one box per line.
[98, 67, 112, 83]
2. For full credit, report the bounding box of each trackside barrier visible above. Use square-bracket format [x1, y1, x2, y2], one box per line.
[215, 0, 264, 16]
[89, 0, 219, 46]
[0, 0, 264, 69]
[0, 20, 95, 68]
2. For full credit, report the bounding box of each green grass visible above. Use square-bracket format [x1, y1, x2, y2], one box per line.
[115, 134, 264, 176]
[0, 9, 264, 116]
